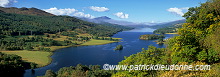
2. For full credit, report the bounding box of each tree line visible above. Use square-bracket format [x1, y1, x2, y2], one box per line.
[139, 34, 165, 40]
[0, 11, 131, 37]
[153, 23, 182, 34]
[40, 64, 113, 77]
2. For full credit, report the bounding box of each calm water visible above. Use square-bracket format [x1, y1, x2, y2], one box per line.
[24, 29, 177, 77]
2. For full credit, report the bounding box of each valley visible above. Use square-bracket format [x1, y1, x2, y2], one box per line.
[1, 0, 220, 76]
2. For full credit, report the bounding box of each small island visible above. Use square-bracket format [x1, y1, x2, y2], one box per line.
[139, 34, 165, 40]
[155, 38, 165, 44]
[114, 45, 123, 50]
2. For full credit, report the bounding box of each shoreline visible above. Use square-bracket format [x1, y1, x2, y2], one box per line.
[0, 50, 53, 67]
[155, 33, 178, 34]
[165, 33, 178, 34]
[1, 39, 121, 68]
[38, 39, 120, 68]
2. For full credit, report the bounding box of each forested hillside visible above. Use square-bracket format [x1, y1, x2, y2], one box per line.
[0, 7, 132, 76]
[113, 0, 220, 76]
[150, 19, 185, 29]
[150, 19, 185, 34]
[0, 7, 132, 51]
[0, 7, 54, 16]
[0, 11, 130, 37]
[153, 23, 183, 34]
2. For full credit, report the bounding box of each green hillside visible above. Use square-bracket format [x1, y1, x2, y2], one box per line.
[153, 23, 183, 34]
[0, 7, 54, 16]
[114, 0, 220, 76]
[150, 19, 185, 29]
[0, 7, 132, 76]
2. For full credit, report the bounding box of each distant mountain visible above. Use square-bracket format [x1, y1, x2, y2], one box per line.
[79, 16, 186, 29]
[149, 19, 186, 29]
[0, 7, 54, 16]
[153, 23, 183, 34]
[80, 16, 151, 28]
[151, 19, 186, 34]
[94, 16, 111, 20]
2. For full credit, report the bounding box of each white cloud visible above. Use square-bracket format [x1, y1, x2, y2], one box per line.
[89, 6, 109, 12]
[114, 12, 129, 19]
[73, 12, 95, 18]
[181, 7, 189, 10]
[151, 21, 155, 23]
[167, 7, 189, 16]
[44, 7, 94, 18]
[0, 0, 17, 7]
[43, 7, 77, 15]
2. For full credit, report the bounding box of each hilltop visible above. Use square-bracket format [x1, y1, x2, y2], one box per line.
[0, 7, 54, 16]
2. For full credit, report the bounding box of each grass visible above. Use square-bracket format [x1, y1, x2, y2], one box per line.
[81, 39, 118, 46]
[43, 34, 69, 41]
[52, 35, 69, 41]
[0, 39, 118, 68]
[166, 33, 178, 34]
[45, 46, 71, 51]
[77, 33, 92, 37]
[1, 50, 52, 67]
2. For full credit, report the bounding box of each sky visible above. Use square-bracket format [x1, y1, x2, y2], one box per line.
[0, 0, 207, 23]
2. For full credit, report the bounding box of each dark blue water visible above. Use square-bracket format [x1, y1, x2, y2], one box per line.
[24, 31, 177, 77]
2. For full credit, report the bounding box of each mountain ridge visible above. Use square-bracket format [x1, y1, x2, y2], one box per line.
[0, 7, 54, 16]
[80, 16, 186, 29]
[149, 19, 186, 29]
[79, 16, 152, 28]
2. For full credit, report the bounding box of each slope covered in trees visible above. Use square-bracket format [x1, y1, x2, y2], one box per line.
[0, 7, 132, 76]
[113, 0, 220, 76]
[153, 23, 183, 34]
[168, 0, 220, 64]
[150, 19, 185, 29]
[0, 7, 132, 51]
[0, 11, 130, 37]
[0, 7, 54, 16]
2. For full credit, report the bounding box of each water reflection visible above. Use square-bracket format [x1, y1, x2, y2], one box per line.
[126, 27, 156, 32]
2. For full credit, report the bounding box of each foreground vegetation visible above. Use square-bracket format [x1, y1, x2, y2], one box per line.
[114, 0, 220, 76]
[0, 52, 36, 77]
[42, 0, 220, 76]
[40, 64, 113, 77]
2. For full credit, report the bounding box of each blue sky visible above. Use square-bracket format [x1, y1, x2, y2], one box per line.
[1, 0, 207, 23]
